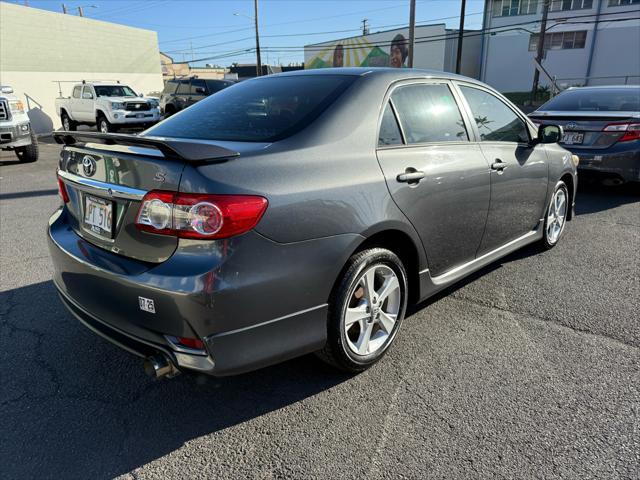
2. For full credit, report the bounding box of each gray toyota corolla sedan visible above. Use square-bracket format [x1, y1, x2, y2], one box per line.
[49, 68, 578, 378]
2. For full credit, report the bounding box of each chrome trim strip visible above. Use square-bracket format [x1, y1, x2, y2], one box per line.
[58, 169, 146, 200]
[430, 230, 538, 284]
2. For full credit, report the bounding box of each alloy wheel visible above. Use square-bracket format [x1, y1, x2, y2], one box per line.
[100, 120, 109, 133]
[546, 187, 567, 244]
[343, 264, 401, 356]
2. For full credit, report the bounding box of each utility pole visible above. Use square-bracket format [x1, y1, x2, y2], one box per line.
[78, 6, 84, 17]
[62, 3, 68, 14]
[408, 0, 416, 67]
[254, 0, 262, 76]
[455, 0, 466, 74]
[531, 0, 550, 103]
[361, 18, 369, 35]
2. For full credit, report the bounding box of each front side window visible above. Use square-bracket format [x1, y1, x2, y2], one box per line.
[94, 85, 137, 97]
[391, 84, 468, 144]
[191, 79, 207, 95]
[72, 86, 81, 98]
[162, 81, 178, 94]
[378, 102, 403, 146]
[176, 80, 191, 95]
[459, 86, 530, 143]
[145, 75, 356, 142]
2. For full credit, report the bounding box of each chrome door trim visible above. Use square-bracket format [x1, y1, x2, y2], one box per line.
[58, 169, 146, 200]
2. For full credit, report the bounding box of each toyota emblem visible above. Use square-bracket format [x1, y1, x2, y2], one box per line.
[82, 155, 97, 177]
[565, 122, 578, 130]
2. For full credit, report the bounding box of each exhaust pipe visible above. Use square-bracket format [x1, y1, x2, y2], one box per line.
[143, 354, 179, 379]
[601, 177, 624, 187]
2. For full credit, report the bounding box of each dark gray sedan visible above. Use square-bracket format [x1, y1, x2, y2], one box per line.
[529, 85, 640, 184]
[50, 68, 577, 378]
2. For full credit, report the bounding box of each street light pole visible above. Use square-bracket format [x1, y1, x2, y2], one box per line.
[455, 0, 467, 74]
[254, 0, 262, 76]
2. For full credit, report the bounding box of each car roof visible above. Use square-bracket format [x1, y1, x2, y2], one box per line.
[274, 67, 482, 84]
[564, 85, 640, 90]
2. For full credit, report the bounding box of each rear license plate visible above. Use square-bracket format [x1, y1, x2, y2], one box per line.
[84, 195, 113, 237]
[562, 132, 584, 145]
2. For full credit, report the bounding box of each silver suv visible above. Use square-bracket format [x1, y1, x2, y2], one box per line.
[0, 86, 38, 162]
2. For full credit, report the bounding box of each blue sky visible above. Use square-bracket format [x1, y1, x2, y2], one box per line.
[11, 0, 485, 65]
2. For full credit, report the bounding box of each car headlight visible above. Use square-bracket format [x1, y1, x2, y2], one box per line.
[571, 154, 580, 167]
[148, 99, 159, 108]
[9, 100, 24, 114]
[110, 101, 125, 110]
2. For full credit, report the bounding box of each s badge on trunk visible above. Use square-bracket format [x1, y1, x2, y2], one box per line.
[82, 155, 97, 177]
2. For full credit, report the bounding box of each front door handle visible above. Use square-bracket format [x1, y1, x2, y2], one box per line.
[490, 159, 508, 172]
[397, 169, 425, 184]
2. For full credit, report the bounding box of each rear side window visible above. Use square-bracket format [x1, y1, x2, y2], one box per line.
[459, 86, 530, 143]
[378, 103, 403, 146]
[206, 80, 233, 94]
[72, 86, 81, 98]
[146, 75, 356, 142]
[176, 80, 191, 95]
[391, 84, 468, 144]
[191, 79, 207, 94]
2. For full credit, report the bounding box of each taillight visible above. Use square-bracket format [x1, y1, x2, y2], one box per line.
[603, 122, 640, 142]
[135, 190, 268, 239]
[57, 173, 69, 203]
[176, 337, 205, 350]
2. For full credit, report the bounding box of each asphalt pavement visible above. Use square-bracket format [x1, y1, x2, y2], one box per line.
[1, 144, 638, 479]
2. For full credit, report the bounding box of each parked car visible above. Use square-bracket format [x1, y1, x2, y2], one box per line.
[55, 82, 161, 133]
[160, 77, 234, 116]
[529, 85, 640, 184]
[0, 85, 38, 162]
[50, 68, 577, 379]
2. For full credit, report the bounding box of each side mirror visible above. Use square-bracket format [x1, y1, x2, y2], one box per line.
[195, 87, 206, 94]
[82, 91, 94, 99]
[1, 86, 14, 94]
[538, 124, 563, 144]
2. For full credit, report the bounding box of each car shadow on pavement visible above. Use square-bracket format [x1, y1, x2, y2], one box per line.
[0, 280, 352, 479]
[575, 181, 640, 215]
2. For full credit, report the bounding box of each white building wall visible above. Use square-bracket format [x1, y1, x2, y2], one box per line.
[481, 0, 640, 92]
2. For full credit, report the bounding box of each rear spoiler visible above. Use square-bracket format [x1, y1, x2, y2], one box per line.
[53, 131, 240, 162]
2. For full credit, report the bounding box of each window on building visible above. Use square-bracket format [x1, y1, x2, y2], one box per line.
[608, 0, 640, 5]
[549, 0, 593, 11]
[378, 102, 403, 146]
[528, 31, 587, 51]
[391, 84, 468, 144]
[459, 86, 530, 143]
[492, 0, 538, 17]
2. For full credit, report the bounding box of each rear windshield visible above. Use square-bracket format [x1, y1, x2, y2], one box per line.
[538, 88, 640, 112]
[145, 75, 356, 142]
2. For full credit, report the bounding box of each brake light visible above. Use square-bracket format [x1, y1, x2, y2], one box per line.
[135, 190, 268, 239]
[603, 122, 640, 142]
[57, 173, 69, 203]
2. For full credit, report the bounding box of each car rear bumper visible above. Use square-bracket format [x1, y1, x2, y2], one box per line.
[48, 207, 356, 375]
[567, 144, 640, 183]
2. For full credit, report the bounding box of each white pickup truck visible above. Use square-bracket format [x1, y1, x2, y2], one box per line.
[55, 82, 161, 133]
[0, 85, 38, 162]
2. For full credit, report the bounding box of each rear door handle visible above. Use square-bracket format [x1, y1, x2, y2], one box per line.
[397, 170, 426, 183]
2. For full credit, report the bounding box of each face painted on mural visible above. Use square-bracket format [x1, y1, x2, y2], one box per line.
[389, 34, 408, 68]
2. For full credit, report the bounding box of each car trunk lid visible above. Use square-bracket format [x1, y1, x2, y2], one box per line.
[529, 111, 640, 149]
[54, 131, 240, 263]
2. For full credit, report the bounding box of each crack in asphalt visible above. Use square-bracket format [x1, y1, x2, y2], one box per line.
[448, 294, 639, 351]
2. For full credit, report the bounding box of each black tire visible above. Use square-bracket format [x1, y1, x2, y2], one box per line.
[540, 180, 569, 250]
[14, 131, 39, 163]
[316, 248, 408, 373]
[61, 112, 76, 131]
[97, 115, 114, 133]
